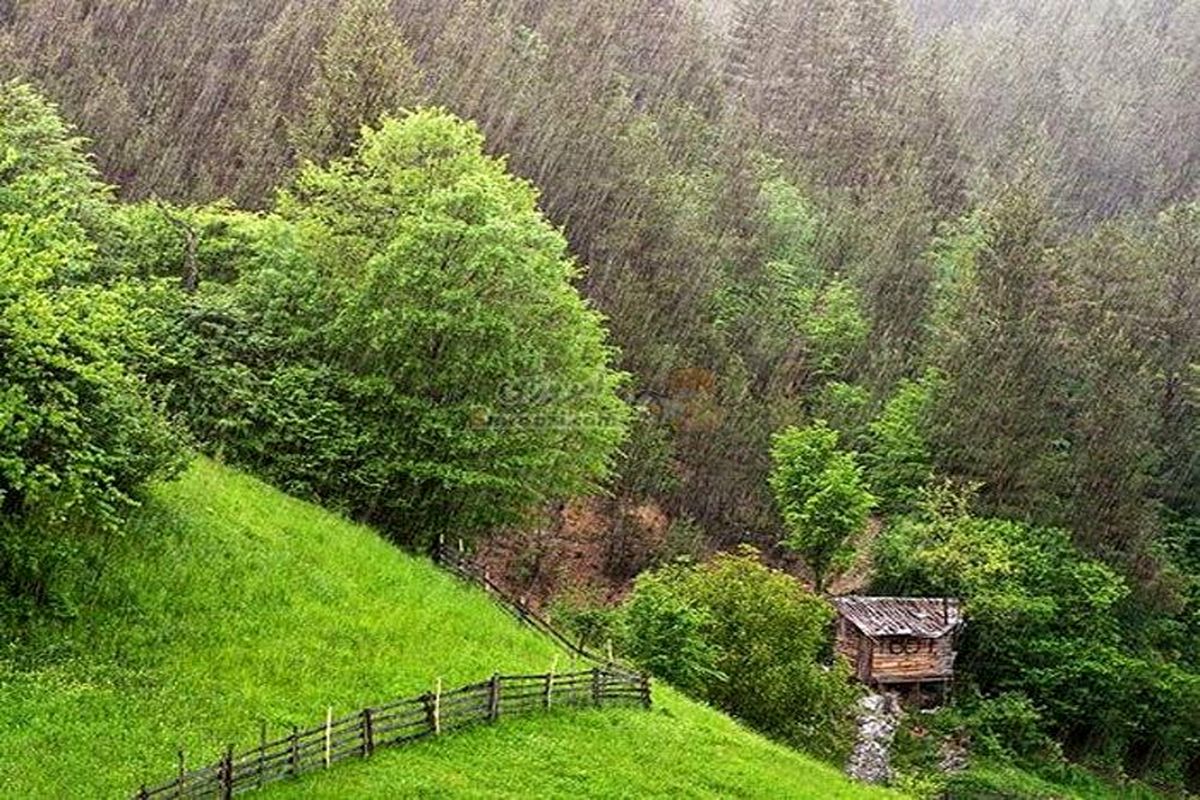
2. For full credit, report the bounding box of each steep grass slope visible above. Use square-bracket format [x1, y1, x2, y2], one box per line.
[0, 459, 899, 799]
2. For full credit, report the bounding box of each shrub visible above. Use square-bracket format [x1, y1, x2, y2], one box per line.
[661, 515, 706, 562]
[620, 562, 724, 691]
[961, 693, 1059, 763]
[796, 280, 868, 378]
[0, 81, 112, 256]
[620, 548, 858, 758]
[872, 486, 1200, 783]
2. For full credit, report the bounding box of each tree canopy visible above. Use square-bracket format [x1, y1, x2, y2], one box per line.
[0, 83, 182, 611]
[146, 110, 630, 546]
[769, 421, 875, 591]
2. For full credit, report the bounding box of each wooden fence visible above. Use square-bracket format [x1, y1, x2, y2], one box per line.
[433, 541, 640, 679]
[135, 667, 650, 799]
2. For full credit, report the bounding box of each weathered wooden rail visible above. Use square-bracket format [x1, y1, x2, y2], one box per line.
[134, 541, 653, 798]
[135, 667, 650, 799]
[433, 540, 641, 679]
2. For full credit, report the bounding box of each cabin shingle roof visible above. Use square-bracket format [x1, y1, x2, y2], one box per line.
[833, 596, 962, 638]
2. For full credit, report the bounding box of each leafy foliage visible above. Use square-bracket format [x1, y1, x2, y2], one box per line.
[864, 374, 936, 513]
[769, 422, 875, 591]
[0, 81, 111, 251]
[288, 0, 424, 164]
[621, 548, 858, 758]
[0, 84, 182, 612]
[873, 485, 1200, 783]
[619, 565, 724, 690]
[140, 110, 631, 547]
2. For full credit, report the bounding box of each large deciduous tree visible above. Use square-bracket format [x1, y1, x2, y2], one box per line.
[176, 110, 631, 546]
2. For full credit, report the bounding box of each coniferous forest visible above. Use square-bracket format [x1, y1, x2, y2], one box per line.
[1, 1, 1198, 797]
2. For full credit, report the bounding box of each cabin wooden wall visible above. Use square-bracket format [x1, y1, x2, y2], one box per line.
[835, 618, 859, 663]
[835, 621, 876, 682]
[869, 636, 955, 683]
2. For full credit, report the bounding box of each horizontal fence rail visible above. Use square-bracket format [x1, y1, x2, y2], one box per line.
[136, 668, 651, 799]
[433, 541, 641, 679]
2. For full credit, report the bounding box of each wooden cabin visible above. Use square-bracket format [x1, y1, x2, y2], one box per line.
[833, 596, 963, 690]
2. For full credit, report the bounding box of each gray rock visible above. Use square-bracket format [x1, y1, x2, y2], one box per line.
[938, 735, 970, 774]
[846, 692, 902, 785]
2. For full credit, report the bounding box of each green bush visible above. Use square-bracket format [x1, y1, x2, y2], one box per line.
[0, 81, 112, 261]
[961, 693, 1059, 763]
[620, 548, 858, 758]
[620, 562, 725, 691]
[872, 485, 1200, 784]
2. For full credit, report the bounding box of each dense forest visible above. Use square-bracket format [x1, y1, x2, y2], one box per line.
[1, 0, 1198, 796]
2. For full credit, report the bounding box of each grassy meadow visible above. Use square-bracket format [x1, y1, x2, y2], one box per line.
[0, 459, 899, 799]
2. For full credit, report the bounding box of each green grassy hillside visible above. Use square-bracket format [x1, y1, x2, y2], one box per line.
[0, 459, 899, 799]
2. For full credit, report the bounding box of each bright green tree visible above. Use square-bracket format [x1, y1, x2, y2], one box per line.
[175, 109, 630, 546]
[0, 84, 182, 609]
[864, 373, 937, 513]
[768, 421, 875, 592]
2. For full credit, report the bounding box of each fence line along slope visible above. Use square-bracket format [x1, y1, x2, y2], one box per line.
[433, 541, 639, 677]
[137, 668, 649, 799]
[0, 458, 900, 799]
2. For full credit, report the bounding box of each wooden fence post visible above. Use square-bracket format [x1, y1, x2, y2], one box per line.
[487, 672, 501, 721]
[138, 785, 149, 800]
[324, 707, 333, 769]
[422, 691, 435, 736]
[362, 707, 375, 757]
[175, 748, 185, 797]
[435, 678, 443, 734]
[257, 721, 266, 789]
[289, 725, 299, 777]
[640, 673, 652, 709]
[220, 744, 233, 800]
[544, 657, 557, 711]
[591, 667, 602, 707]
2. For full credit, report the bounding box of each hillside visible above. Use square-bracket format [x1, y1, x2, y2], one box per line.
[0, 459, 899, 799]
